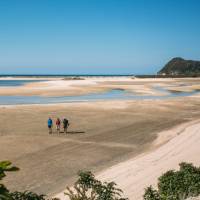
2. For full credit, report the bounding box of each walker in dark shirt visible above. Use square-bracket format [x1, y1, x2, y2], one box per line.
[63, 118, 69, 133]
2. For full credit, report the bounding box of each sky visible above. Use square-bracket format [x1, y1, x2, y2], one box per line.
[0, 0, 200, 75]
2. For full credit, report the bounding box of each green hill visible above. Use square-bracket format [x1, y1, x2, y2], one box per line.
[158, 57, 200, 75]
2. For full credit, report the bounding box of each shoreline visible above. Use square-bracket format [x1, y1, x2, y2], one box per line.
[0, 77, 199, 98]
[0, 93, 199, 108]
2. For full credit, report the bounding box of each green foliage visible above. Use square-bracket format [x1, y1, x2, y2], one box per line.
[0, 161, 19, 200]
[143, 186, 160, 200]
[158, 57, 200, 75]
[65, 171, 128, 200]
[77, 171, 97, 189]
[144, 162, 200, 200]
[10, 191, 46, 200]
[0, 161, 19, 180]
[0, 184, 10, 200]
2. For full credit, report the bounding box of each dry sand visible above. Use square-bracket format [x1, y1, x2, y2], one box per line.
[55, 119, 200, 200]
[98, 119, 200, 200]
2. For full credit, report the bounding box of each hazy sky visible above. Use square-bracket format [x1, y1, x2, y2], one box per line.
[0, 0, 200, 74]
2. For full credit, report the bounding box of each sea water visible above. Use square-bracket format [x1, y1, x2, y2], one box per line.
[0, 80, 45, 87]
[0, 79, 199, 105]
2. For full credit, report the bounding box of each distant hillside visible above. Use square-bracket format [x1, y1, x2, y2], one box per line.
[158, 57, 200, 75]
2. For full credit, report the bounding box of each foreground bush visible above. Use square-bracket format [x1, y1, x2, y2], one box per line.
[65, 171, 128, 200]
[9, 191, 46, 200]
[144, 162, 200, 200]
[0, 161, 19, 199]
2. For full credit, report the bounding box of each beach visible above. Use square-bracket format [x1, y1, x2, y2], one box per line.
[0, 77, 200, 199]
[0, 77, 200, 97]
[1, 0, 200, 199]
[56, 119, 200, 200]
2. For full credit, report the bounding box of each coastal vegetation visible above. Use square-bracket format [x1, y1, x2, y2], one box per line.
[65, 171, 127, 200]
[0, 161, 19, 199]
[158, 57, 200, 76]
[144, 162, 200, 200]
[2, 160, 200, 200]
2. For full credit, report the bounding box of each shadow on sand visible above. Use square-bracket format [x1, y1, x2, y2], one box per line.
[51, 131, 85, 134]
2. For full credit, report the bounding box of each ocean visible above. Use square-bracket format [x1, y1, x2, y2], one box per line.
[0, 78, 199, 105]
[0, 80, 46, 87]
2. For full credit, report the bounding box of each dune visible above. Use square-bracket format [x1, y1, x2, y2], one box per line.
[55, 119, 200, 200]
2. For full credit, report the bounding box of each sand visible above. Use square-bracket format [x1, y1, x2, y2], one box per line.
[98, 120, 200, 200]
[1, 97, 200, 196]
[0, 77, 200, 199]
[0, 77, 199, 97]
[55, 119, 200, 200]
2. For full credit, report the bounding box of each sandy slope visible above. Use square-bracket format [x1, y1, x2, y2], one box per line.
[55, 120, 200, 200]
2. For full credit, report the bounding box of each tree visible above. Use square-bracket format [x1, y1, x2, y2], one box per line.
[143, 186, 160, 200]
[10, 191, 46, 200]
[0, 161, 19, 200]
[65, 171, 128, 200]
[144, 162, 200, 200]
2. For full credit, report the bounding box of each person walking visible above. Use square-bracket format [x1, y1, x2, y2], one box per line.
[56, 118, 61, 133]
[63, 118, 69, 133]
[48, 117, 53, 134]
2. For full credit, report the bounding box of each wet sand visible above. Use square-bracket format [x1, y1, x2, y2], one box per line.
[0, 78, 200, 197]
[0, 77, 200, 97]
[56, 119, 200, 200]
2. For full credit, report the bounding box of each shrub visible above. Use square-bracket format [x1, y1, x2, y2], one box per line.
[10, 191, 46, 200]
[0, 160, 19, 180]
[143, 186, 160, 200]
[143, 162, 200, 200]
[0, 161, 19, 200]
[65, 171, 128, 200]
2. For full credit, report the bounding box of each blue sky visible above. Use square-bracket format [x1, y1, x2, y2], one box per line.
[0, 0, 200, 74]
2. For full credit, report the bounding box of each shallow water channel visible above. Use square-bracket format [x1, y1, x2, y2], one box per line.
[0, 80, 199, 105]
